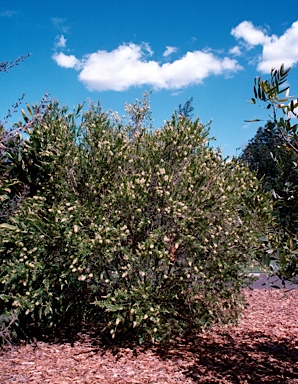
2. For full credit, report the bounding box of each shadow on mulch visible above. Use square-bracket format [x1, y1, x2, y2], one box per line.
[13, 322, 298, 384]
[153, 330, 298, 384]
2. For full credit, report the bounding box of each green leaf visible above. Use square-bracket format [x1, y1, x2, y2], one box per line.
[262, 253, 271, 267]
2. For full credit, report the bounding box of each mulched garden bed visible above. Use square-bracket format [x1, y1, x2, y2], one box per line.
[1, 289, 297, 383]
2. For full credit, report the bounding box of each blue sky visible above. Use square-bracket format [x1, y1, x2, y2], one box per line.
[1, 0, 298, 157]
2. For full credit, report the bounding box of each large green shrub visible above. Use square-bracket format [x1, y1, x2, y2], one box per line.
[0, 99, 272, 343]
[0, 55, 44, 342]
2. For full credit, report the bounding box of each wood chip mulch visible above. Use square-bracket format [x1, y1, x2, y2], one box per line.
[0, 289, 297, 383]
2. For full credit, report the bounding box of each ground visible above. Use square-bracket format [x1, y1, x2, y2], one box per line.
[0, 289, 297, 383]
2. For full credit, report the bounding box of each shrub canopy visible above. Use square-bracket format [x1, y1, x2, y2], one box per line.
[0, 100, 273, 343]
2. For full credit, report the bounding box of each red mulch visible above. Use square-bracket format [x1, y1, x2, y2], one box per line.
[0, 289, 297, 383]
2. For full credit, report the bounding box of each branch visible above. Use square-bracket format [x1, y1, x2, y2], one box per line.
[0, 54, 31, 73]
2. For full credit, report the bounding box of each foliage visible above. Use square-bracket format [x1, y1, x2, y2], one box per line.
[0, 95, 273, 344]
[124, 91, 153, 134]
[246, 64, 298, 279]
[1, 55, 51, 225]
[239, 122, 298, 231]
[0, 97, 49, 223]
[176, 97, 194, 120]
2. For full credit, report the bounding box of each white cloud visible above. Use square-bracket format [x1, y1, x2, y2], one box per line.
[53, 42, 242, 91]
[141, 42, 154, 57]
[52, 52, 80, 69]
[231, 21, 270, 46]
[229, 46, 242, 56]
[163, 46, 178, 57]
[231, 20, 298, 73]
[55, 34, 67, 48]
[259, 21, 298, 72]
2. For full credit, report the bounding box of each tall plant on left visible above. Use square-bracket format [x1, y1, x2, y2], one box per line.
[0, 94, 94, 341]
[0, 55, 49, 344]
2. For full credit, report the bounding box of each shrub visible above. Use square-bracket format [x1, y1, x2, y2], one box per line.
[0, 99, 273, 344]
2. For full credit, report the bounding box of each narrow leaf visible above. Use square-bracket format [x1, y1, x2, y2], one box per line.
[0, 223, 17, 230]
[21, 109, 29, 123]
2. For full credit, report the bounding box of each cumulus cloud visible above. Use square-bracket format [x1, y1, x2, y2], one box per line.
[53, 42, 242, 91]
[231, 21, 270, 46]
[228, 46, 243, 56]
[163, 46, 178, 57]
[231, 20, 298, 73]
[55, 34, 67, 48]
[52, 52, 80, 69]
[141, 42, 154, 57]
